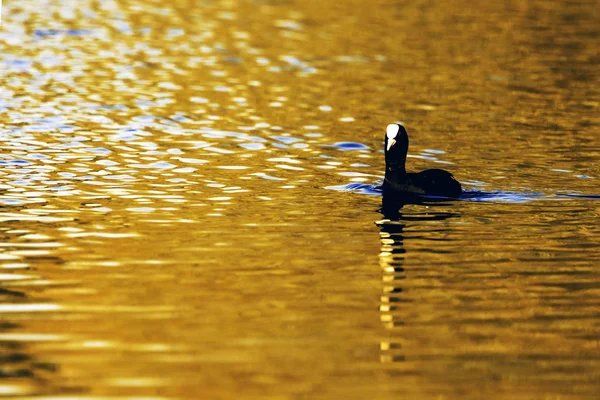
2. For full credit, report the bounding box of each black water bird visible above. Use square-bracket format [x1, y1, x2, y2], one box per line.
[383, 123, 462, 199]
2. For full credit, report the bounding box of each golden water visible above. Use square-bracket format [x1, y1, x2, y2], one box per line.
[0, 0, 599, 398]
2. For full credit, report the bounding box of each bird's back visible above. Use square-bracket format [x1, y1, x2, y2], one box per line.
[407, 169, 462, 198]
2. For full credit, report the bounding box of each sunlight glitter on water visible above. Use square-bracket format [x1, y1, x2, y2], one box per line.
[0, 304, 62, 312]
[1, 0, 600, 399]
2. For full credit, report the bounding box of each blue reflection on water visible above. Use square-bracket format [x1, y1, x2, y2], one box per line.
[34, 29, 90, 37]
[0, 199, 24, 205]
[0, 160, 32, 166]
[239, 143, 266, 150]
[34, 29, 60, 37]
[331, 142, 369, 151]
[460, 190, 545, 203]
[324, 183, 382, 196]
[85, 147, 112, 154]
[326, 183, 600, 203]
[271, 136, 302, 144]
[4, 58, 33, 72]
[554, 193, 600, 200]
[224, 56, 243, 64]
[97, 105, 128, 110]
[66, 29, 89, 36]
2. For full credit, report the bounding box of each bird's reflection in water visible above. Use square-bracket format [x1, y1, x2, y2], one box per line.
[377, 191, 460, 363]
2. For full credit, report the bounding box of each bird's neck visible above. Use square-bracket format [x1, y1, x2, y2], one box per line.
[385, 165, 407, 182]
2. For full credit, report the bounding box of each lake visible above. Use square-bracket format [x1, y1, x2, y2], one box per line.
[0, 0, 599, 398]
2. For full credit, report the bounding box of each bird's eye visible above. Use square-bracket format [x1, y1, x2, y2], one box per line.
[386, 124, 400, 140]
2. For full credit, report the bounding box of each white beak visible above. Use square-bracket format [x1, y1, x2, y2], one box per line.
[386, 138, 396, 152]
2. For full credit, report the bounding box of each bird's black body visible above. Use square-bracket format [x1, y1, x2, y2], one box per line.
[383, 123, 462, 199]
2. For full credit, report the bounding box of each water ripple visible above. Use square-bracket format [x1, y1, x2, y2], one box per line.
[326, 183, 600, 203]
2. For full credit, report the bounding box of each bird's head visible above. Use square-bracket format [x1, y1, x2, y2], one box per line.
[384, 123, 409, 172]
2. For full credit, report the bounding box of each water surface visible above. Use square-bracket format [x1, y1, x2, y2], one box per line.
[0, 0, 599, 398]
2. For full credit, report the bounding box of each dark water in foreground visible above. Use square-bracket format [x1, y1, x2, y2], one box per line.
[0, 0, 599, 399]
